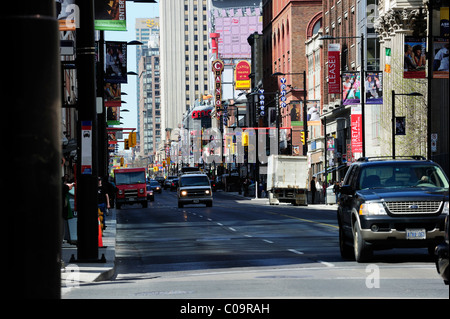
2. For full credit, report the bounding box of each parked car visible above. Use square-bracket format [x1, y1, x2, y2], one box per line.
[149, 180, 162, 193]
[337, 156, 448, 262]
[146, 184, 154, 201]
[435, 215, 449, 285]
[178, 174, 213, 208]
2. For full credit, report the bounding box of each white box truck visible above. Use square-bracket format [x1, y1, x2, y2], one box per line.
[267, 155, 309, 206]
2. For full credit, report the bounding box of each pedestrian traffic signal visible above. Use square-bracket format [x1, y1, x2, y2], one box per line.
[300, 131, 305, 145]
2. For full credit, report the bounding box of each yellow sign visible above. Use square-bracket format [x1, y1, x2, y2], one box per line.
[235, 60, 251, 90]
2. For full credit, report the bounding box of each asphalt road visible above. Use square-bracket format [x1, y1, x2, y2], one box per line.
[63, 189, 448, 300]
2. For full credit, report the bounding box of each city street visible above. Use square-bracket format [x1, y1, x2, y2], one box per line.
[62, 190, 448, 299]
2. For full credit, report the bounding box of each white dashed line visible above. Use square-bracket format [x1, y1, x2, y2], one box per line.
[287, 249, 304, 255]
[318, 260, 335, 267]
[263, 239, 274, 244]
[228, 227, 237, 232]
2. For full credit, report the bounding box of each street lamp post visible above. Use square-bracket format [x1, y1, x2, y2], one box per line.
[391, 90, 424, 159]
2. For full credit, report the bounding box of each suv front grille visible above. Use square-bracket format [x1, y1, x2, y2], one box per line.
[385, 201, 442, 215]
[185, 190, 209, 197]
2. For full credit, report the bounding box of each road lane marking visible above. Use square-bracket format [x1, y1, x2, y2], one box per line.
[266, 211, 338, 229]
[217, 223, 223, 226]
[288, 249, 304, 255]
[318, 260, 335, 267]
[228, 227, 237, 232]
[244, 234, 252, 238]
[263, 239, 274, 244]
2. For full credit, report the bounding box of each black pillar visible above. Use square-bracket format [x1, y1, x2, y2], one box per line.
[76, 0, 99, 261]
[2, 0, 62, 298]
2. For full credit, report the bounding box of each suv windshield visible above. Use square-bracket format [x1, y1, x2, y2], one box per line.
[115, 171, 146, 185]
[180, 175, 210, 187]
[358, 163, 449, 189]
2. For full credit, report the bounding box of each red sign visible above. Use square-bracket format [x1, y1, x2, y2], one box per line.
[235, 60, 251, 90]
[328, 43, 341, 94]
[351, 106, 362, 153]
[212, 59, 224, 110]
[191, 109, 212, 119]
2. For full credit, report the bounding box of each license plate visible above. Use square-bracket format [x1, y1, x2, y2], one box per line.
[406, 229, 426, 240]
[193, 200, 199, 203]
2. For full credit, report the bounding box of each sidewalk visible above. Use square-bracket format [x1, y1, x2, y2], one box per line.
[220, 190, 338, 210]
[61, 208, 117, 287]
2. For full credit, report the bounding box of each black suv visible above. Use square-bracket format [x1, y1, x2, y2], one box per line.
[337, 156, 449, 262]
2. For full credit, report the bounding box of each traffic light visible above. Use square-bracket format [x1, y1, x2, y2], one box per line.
[129, 132, 136, 147]
[120, 157, 124, 167]
[242, 132, 249, 146]
[124, 138, 129, 150]
[300, 131, 305, 145]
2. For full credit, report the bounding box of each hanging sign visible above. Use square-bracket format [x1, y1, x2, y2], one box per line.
[328, 43, 341, 94]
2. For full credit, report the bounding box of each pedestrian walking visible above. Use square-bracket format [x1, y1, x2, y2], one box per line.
[333, 180, 341, 203]
[98, 177, 110, 230]
[310, 176, 317, 204]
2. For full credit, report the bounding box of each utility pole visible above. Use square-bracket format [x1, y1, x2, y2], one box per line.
[76, 0, 100, 261]
[2, 0, 62, 298]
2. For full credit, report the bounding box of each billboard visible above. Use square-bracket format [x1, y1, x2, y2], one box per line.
[342, 72, 361, 105]
[212, 6, 263, 59]
[365, 71, 383, 104]
[95, 0, 126, 31]
[432, 37, 449, 79]
[404, 37, 426, 79]
[105, 41, 127, 83]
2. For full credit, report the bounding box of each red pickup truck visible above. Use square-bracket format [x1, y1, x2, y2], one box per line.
[114, 167, 148, 209]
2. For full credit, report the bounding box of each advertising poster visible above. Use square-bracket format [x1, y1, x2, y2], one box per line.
[404, 37, 426, 79]
[395, 117, 406, 135]
[289, 101, 302, 127]
[342, 72, 361, 105]
[81, 121, 92, 175]
[104, 83, 121, 125]
[328, 43, 341, 94]
[105, 41, 127, 83]
[351, 106, 362, 154]
[95, 0, 126, 31]
[365, 71, 383, 104]
[441, 7, 449, 37]
[432, 37, 449, 79]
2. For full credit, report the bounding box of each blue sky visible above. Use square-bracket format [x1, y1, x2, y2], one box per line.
[105, 1, 159, 142]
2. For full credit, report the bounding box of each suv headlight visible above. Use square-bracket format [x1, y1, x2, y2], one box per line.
[180, 190, 187, 196]
[443, 201, 449, 215]
[205, 190, 210, 195]
[359, 203, 387, 216]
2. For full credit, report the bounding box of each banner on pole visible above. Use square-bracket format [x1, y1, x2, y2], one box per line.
[328, 43, 341, 94]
